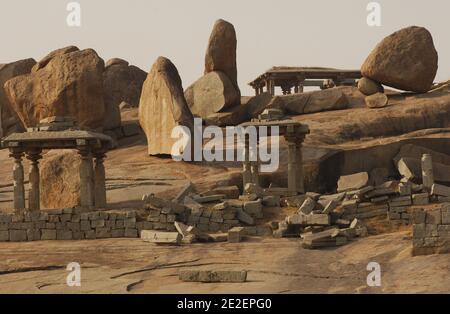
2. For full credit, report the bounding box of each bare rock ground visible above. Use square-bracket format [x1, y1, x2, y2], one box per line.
[0, 231, 448, 293]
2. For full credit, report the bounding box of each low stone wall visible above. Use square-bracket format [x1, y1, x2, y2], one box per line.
[0, 208, 148, 242]
[412, 204, 450, 255]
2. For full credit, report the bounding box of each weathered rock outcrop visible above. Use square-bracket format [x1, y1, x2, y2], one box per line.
[205, 19, 239, 92]
[0, 58, 36, 137]
[40, 150, 82, 209]
[267, 88, 348, 114]
[139, 57, 194, 156]
[4, 48, 105, 130]
[361, 26, 438, 93]
[103, 58, 147, 130]
[185, 71, 240, 119]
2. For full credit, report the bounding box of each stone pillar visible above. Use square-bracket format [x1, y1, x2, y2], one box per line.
[259, 86, 264, 94]
[10, 151, 25, 211]
[421, 154, 434, 191]
[250, 135, 260, 188]
[286, 141, 297, 195]
[242, 135, 252, 190]
[78, 147, 94, 209]
[94, 152, 107, 208]
[26, 149, 42, 211]
[295, 140, 305, 194]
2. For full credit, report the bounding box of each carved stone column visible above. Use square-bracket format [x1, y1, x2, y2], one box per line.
[286, 141, 297, 195]
[10, 150, 25, 211]
[78, 145, 94, 209]
[94, 152, 107, 208]
[26, 149, 42, 211]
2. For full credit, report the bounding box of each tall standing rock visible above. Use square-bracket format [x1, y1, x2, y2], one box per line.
[361, 26, 438, 93]
[139, 57, 194, 156]
[0, 58, 36, 137]
[103, 58, 147, 130]
[4, 48, 106, 130]
[204, 19, 239, 93]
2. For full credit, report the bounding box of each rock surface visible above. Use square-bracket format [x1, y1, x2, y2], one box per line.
[268, 87, 348, 114]
[361, 26, 438, 93]
[0, 58, 36, 136]
[40, 150, 82, 209]
[357, 77, 384, 96]
[185, 71, 240, 119]
[103, 58, 147, 130]
[204, 19, 239, 92]
[139, 56, 194, 156]
[4, 48, 105, 130]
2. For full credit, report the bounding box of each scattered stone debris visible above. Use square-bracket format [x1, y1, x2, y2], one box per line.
[141, 230, 182, 245]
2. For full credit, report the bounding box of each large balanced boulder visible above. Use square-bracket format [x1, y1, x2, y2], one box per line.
[139, 57, 194, 156]
[40, 150, 82, 209]
[267, 88, 348, 114]
[103, 58, 147, 130]
[4, 47, 106, 130]
[0, 58, 36, 137]
[361, 26, 438, 93]
[184, 71, 240, 119]
[205, 19, 239, 92]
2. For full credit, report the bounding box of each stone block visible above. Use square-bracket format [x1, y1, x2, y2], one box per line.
[412, 193, 429, 205]
[426, 209, 442, 224]
[57, 230, 73, 240]
[228, 226, 245, 243]
[141, 230, 181, 245]
[337, 172, 369, 192]
[41, 229, 57, 240]
[236, 208, 254, 225]
[299, 197, 316, 215]
[111, 229, 125, 238]
[193, 194, 225, 203]
[124, 218, 136, 228]
[0, 231, 9, 241]
[209, 233, 228, 242]
[84, 230, 96, 239]
[9, 230, 27, 242]
[26, 229, 40, 241]
[431, 184, 450, 197]
[96, 228, 111, 238]
[322, 200, 338, 214]
[211, 186, 240, 199]
[179, 270, 247, 283]
[124, 228, 138, 238]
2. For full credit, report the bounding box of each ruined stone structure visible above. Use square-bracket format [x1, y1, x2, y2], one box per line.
[1, 117, 113, 211]
[240, 118, 309, 196]
[248, 67, 361, 96]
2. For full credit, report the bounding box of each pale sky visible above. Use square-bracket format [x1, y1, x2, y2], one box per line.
[1, 0, 448, 95]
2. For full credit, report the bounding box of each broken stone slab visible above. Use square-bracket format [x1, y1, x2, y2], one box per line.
[299, 197, 316, 215]
[398, 157, 450, 184]
[174, 221, 189, 238]
[173, 181, 194, 203]
[318, 192, 346, 203]
[286, 213, 330, 226]
[236, 208, 254, 225]
[213, 201, 229, 211]
[228, 226, 245, 243]
[210, 186, 240, 199]
[186, 225, 210, 242]
[322, 200, 338, 214]
[337, 172, 369, 192]
[179, 270, 247, 283]
[183, 196, 204, 213]
[209, 233, 228, 242]
[141, 230, 181, 245]
[142, 194, 185, 214]
[193, 194, 226, 203]
[305, 192, 321, 201]
[398, 182, 412, 196]
[284, 195, 308, 207]
[431, 183, 450, 197]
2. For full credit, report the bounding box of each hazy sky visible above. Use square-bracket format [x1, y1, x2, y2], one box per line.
[1, 0, 448, 95]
